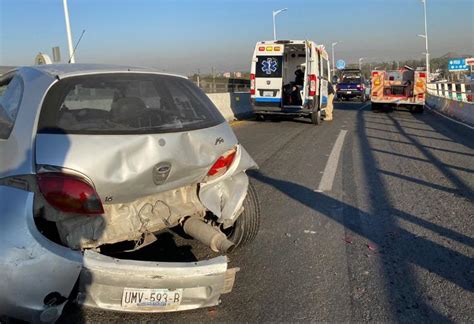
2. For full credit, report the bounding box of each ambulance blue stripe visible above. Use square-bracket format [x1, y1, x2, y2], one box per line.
[255, 97, 281, 102]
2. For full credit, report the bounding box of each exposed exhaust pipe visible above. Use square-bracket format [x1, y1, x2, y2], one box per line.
[183, 218, 234, 253]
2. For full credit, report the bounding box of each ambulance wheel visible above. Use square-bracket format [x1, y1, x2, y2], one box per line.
[371, 102, 380, 112]
[311, 109, 322, 125]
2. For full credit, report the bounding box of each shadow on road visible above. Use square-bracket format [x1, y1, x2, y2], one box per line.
[248, 105, 473, 322]
[374, 112, 474, 202]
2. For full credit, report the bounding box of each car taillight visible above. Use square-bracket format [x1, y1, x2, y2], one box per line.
[372, 92, 378, 97]
[419, 72, 426, 78]
[37, 173, 104, 215]
[250, 73, 255, 95]
[309, 74, 317, 96]
[417, 93, 424, 99]
[207, 148, 237, 178]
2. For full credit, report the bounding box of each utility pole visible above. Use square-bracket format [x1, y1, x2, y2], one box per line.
[63, 0, 75, 63]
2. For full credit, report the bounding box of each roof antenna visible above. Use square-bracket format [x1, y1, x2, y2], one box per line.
[68, 29, 86, 63]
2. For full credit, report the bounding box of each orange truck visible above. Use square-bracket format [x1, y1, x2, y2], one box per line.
[370, 68, 427, 112]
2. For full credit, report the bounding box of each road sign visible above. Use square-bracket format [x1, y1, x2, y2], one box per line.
[448, 58, 469, 72]
[336, 59, 346, 70]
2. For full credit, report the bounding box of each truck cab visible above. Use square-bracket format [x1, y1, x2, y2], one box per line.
[250, 40, 331, 125]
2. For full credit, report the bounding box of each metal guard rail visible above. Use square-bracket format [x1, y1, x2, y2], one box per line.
[427, 82, 473, 103]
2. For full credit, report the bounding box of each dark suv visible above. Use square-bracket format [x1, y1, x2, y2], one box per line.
[336, 69, 367, 102]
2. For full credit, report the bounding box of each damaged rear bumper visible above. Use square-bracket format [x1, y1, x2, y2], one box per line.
[76, 250, 238, 313]
[0, 188, 238, 322]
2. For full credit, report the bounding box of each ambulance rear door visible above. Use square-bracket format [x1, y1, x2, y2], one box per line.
[252, 44, 284, 107]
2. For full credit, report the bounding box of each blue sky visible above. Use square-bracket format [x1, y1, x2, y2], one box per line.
[1, 0, 473, 73]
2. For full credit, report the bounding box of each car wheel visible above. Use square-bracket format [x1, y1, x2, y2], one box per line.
[225, 182, 260, 249]
[255, 114, 265, 121]
[311, 109, 322, 125]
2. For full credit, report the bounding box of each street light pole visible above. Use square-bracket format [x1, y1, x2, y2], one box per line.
[421, 0, 430, 80]
[63, 0, 75, 63]
[272, 8, 287, 41]
[331, 42, 339, 73]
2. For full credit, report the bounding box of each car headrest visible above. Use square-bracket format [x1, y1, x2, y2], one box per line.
[111, 97, 146, 121]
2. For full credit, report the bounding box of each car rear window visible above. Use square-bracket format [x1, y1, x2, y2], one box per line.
[255, 56, 283, 78]
[0, 73, 23, 139]
[342, 77, 361, 84]
[38, 73, 224, 134]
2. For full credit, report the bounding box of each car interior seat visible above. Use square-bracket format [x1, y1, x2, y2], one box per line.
[111, 97, 147, 127]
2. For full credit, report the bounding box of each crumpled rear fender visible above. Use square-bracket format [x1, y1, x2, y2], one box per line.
[0, 186, 82, 323]
[199, 145, 258, 227]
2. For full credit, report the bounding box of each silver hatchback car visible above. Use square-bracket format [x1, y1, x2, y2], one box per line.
[0, 64, 259, 322]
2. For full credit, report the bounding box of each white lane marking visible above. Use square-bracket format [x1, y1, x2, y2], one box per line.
[316, 130, 348, 192]
[425, 104, 474, 130]
[359, 102, 371, 110]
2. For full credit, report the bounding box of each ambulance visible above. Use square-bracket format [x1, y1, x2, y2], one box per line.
[250, 40, 331, 125]
[370, 67, 427, 112]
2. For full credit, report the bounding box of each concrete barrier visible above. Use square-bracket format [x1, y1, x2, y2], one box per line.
[207, 92, 253, 121]
[426, 94, 474, 126]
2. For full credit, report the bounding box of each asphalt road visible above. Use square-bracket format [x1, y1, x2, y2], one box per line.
[62, 101, 474, 323]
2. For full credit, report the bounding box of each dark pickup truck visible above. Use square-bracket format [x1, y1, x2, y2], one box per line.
[336, 70, 367, 102]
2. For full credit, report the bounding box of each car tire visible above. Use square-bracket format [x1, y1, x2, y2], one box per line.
[311, 109, 322, 125]
[256, 114, 265, 121]
[226, 182, 260, 249]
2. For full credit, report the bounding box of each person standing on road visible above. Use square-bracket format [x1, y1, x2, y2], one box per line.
[325, 81, 335, 121]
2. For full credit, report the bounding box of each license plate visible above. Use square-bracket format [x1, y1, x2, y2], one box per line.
[346, 91, 352, 94]
[121, 288, 183, 309]
[263, 91, 273, 97]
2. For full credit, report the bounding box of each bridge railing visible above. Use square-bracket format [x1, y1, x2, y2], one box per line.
[427, 82, 473, 103]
